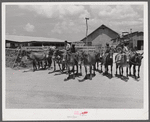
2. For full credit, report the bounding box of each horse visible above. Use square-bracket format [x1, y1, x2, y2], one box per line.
[115, 53, 129, 77]
[80, 51, 97, 80]
[62, 51, 78, 79]
[103, 49, 113, 77]
[129, 52, 143, 78]
[21, 50, 51, 72]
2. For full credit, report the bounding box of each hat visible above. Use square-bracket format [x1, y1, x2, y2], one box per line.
[124, 43, 127, 46]
[65, 40, 68, 43]
[106, 43, 109, 46]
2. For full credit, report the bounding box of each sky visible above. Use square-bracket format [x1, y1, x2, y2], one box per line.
[5, 3, 144, 42]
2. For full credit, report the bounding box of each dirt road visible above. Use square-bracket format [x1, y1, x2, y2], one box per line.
[5, 56, 144, 109]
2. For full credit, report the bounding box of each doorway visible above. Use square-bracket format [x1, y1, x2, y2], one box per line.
[137, 40, 143, 50]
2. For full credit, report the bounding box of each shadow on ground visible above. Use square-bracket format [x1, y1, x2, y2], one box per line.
[48, 69, 61, 74]
[64, 73, 82, 81]
[23, 67, 52, 73]
[102, 72, 113, 79]
[78, 74, 96, 82]
[115, 74, 129, 82]
[128, 74, 141, 82]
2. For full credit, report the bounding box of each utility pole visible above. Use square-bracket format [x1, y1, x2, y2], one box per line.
[130, 29, 132, 49]
[130, 29, 132, 33]
[85, 17, 89, 46]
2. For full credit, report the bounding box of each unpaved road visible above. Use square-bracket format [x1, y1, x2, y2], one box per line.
[5, 54, 144, 109]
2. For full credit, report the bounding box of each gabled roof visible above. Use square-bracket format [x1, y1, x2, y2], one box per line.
[80, 24, 119, 42]
[6, 35, 65, 43]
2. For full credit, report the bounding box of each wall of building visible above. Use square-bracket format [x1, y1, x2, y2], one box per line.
[92, 33, 113, 46]
[85, 28, 119, 47]
[131, 33, 143, 49]
[131, 35, 143, 47]
[112, 38, 120, 47]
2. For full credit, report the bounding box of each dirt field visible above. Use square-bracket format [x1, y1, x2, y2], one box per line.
[5, 53, 144, 109]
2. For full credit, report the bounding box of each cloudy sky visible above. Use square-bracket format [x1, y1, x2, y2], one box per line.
[5, 3, 144, 42]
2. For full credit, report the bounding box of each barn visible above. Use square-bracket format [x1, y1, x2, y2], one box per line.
[5, 35, 66, 48]
[80, 24, 120, 47]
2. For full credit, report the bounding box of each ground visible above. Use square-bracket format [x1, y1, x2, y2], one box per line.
[5, 53, 144, 109]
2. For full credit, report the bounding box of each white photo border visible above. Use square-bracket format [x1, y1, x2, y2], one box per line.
[2, 2, 149, 120]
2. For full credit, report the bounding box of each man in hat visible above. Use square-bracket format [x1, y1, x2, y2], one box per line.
[71, 43, 76, 53]
[64, 40, 71, 52]
[121, 42, 128, 53]
[117, 42, 129, 62]
[105, 43, 110, 54]
[103, 43, 111, 65]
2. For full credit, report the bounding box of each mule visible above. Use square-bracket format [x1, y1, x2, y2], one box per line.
[95, 51, 101, 71]
[95, 50, 105, 72]
[46, 47, 56, 69]
[129, 52, 143, 78]
[115, 53, 129, 77]
[80, 51, 96, 80]
[103, 49, 113, 77]
[75, 50, 84, 76]
[21, 50, 51, 71]
[53, 49, 66, 72]
[62, 51, 78, 79]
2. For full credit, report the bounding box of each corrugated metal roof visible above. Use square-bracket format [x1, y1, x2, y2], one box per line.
[6, 35, 65, 43]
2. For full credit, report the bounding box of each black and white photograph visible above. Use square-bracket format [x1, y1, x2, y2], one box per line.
[2, 1, 148, 120]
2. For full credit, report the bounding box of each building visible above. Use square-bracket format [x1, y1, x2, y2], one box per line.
[80, 24, 120, 47]
[5, 35, 65, 48]
[112, 31, 144, 50]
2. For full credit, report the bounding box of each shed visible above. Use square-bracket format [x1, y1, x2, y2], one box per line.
[6, 35, 66, 48]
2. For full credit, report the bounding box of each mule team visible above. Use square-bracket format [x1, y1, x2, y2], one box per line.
[21, 43, 143, 80]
